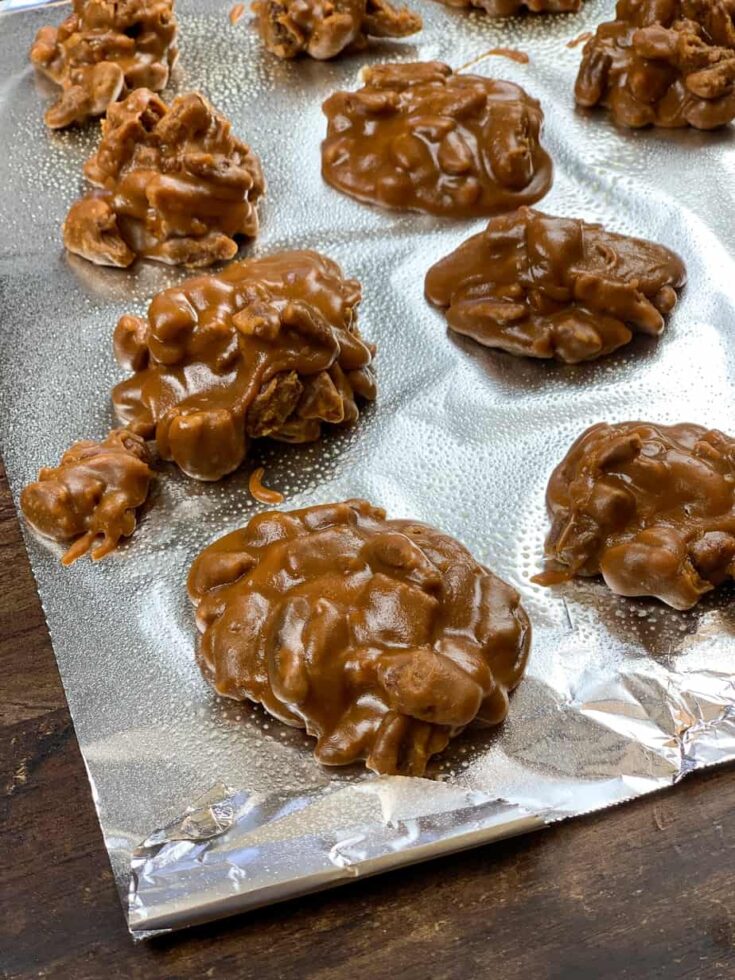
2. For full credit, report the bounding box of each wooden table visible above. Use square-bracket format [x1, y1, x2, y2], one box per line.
[2, 464, 735, 980]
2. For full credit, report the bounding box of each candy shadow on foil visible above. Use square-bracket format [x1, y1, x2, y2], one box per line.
[542, 575, 735, 668]
[232, 30, 424, 97]
[208, 674, 518, 782]
[64, 238, 269, 304]
[444, 323, 665, 394]
[244, 410, 381, 491]
[64, 252, 181, 304]
[30, 68, 58, 102]
[572, 105, 735, 151]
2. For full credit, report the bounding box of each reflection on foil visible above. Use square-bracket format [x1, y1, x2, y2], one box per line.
[2, 0, 735, 941]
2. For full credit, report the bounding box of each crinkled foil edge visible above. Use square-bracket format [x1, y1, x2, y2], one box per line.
[129, 668, 735, 935]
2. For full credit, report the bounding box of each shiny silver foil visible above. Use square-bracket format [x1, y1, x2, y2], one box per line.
[2, 0, 735, 938]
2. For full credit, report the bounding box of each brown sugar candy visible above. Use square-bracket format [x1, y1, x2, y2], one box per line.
[437, 0, 580, 16]
[63, 88, 265, 268]
[321, 61, 552, 218]
[112, 249, 376, 481]
[252, 0, 422, 60]
[537, 422, 735, 609]
[575, 0, 735, 129]
[29, 0, 178, 130]
[188, 499, 531, 776]
[20, 429, 154, 565]
[425, 207, 686, 363]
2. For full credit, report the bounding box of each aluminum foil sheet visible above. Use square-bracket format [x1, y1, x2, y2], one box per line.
[2, 0, 735, 938]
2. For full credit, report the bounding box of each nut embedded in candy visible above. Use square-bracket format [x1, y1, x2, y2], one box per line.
[188, 499, 531, 776]
[112, 249, 376, 480]
[20, 429, 154, 565]
[425, 207, 686, 363]
[575, 0, 735, 129]
[63, 88, 265, 268]
[29, 0, 178, 130]
[536, 422, 735, 609]
[436, 0, 580, 15]
[252, 0, 422, 60]
[321, 61, 553, 217]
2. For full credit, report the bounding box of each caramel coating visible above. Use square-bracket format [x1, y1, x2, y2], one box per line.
[112, 249, 376, 481]
[321, 61, 552, 218]
[425, 207, 686, 364]
[252, 0, 422, 60]
[29, 0, 178, 130]
[575, 0, 735, 129]
[20, 429, 153, 565]
[63, 88, 265, 268]
[437, 0, 580, 15]
[538, 422, 735, 609]
[188, 499, 531, 775]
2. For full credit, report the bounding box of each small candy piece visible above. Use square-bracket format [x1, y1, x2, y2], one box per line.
[188, 499, 531, 775]
[21, 429, 154, 565]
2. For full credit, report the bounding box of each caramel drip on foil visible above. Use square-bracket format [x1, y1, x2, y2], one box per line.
[249, 467, 285, 505]
[486, 48, 530, 64]
[531, 567, 572, 587]
[567, 31, 593, 49]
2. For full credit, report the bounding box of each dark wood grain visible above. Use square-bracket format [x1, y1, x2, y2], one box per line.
[1, 461, 734, 980]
